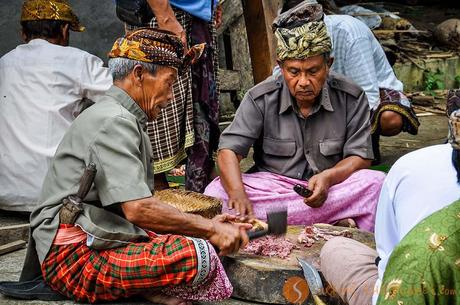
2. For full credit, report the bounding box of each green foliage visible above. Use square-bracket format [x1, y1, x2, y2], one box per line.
[423, 70, 445, 95]
[455, 75, 460, 88]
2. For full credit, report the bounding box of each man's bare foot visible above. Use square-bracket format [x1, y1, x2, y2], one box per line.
[334, 218, 357, 228]
[144, 293, 192, 305]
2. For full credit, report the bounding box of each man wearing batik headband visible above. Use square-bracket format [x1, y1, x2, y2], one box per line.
[14, 28, 249, 304]
[281, 0, 420, 164]
[205, 2, 385, 231]
[321, 89, 460, 305]
[0, 0, 112, 213]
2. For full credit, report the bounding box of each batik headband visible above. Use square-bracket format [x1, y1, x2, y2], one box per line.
[273, 2, 331, 60]
[108, 28, 205, 74]
[21, 0, 84, 32]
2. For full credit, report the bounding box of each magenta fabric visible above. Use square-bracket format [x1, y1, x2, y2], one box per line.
[165, 242, 233, 301]
[204, 170, 385, 232]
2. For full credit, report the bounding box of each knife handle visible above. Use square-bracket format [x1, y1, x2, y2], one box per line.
[312, 294, 326, 305]
[247, 229, 268, 240]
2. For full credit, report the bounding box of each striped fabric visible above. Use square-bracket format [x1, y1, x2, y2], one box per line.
[324, 15, 403, 110]
[126, 9, 194, 174]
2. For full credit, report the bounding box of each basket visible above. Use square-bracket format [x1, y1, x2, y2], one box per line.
[154, 189, 222, 219]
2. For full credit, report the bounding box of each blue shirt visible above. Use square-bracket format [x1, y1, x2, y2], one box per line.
[170, 0, 218, 22]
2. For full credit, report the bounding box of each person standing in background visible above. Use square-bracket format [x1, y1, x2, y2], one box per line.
[0, 0, 112, 213]
[126, 0, 221, 192]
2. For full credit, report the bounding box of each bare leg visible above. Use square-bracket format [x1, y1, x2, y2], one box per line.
[334, 218, 357, 228]
[379, 110, 403, 136]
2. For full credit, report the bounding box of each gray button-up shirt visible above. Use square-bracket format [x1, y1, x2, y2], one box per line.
[22, 86, 153, 280]
[219, 72, 373, 180]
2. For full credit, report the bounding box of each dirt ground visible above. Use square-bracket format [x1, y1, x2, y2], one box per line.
[380, 114, 448, 165]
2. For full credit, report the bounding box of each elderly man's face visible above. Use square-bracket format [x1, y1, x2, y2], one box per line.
[139, 66, 177, 121]
[280, 54, 331, 105]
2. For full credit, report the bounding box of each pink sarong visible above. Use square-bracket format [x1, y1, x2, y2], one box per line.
[204, 169, 385, 232]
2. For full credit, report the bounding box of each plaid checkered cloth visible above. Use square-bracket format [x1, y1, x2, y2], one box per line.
[126, 9, 194, 174]
[41, 228, 232, 303]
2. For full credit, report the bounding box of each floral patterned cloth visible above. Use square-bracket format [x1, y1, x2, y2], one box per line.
[205, 169, 386, 232]
[377, 199, 460, 305]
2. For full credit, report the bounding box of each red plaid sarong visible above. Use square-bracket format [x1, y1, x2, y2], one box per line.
[41, 232, 198, 303]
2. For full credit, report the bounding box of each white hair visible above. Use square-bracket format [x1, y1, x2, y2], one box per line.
[108, 57, 158, 81]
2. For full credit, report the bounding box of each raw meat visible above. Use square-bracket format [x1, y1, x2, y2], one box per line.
[241, 236, 298, 259]
[297, 225, 353, 247]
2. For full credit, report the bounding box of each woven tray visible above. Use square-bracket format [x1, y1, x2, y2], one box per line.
[154, 189, 222, 219]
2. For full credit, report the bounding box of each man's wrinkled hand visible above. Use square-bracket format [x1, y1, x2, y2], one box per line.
[208, 220, 249, 256]
[212, 213, 253, 229]
[227, 192, 254, 221]
[303, 171, 332, 208]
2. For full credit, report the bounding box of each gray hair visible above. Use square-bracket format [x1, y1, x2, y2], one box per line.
[108, 57, 158, 81]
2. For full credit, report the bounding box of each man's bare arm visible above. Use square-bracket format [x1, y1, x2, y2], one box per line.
[217, 149, 254, 219]
[121, 196, 249, 255]
[146, 0, 187, 48]
[322, 155, 371, 186]
[304, 156, 371, 208]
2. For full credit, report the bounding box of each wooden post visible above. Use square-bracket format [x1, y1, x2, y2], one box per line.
[242, 0, 282, 84]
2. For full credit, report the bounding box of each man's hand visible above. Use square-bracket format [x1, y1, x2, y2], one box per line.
[159, 19, 187, 51]
[208, 214, 251, 256]
[303, 171, 333, 208]
[227, 190, 254, 221]
[146, 0, 188, 51]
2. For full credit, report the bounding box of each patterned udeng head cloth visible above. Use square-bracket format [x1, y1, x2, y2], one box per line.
[448, 110, 460, 150]
[21, 0, 85, 32]
[109, 28, 205, 74]
[446, 89, 460, 182]
[272, 2, 331, 61]
[447, 90, 460, 149]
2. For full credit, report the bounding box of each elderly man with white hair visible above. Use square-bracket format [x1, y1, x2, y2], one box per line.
[10, 28, 250, 305]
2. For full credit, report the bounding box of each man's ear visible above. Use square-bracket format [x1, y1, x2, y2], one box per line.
[327, 57, 334, 68]
[21, 29, 28, 43]
[276, 60, 283, 68]
[61, 23, 70, 45]
[132, 65, 144, 86]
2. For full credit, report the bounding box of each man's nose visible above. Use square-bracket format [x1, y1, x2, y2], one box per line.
[298, 75, 311, 88]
